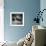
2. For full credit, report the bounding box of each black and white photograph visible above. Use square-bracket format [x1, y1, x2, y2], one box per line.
[10, 12, 24, 26]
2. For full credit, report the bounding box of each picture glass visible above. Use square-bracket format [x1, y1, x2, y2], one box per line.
[10, 12, 24, 26]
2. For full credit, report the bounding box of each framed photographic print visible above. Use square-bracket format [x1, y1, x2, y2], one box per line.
[10, 12, 24, 26]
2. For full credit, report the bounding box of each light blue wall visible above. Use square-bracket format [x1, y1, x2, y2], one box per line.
[40, 0, 46, 27]
[4, 0, 40, 42]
